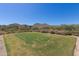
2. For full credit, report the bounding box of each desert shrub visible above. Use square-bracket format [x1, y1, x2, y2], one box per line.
[71, 31, 79, 36]
[54, 30, 65, 35]
[64, 31, 73, 35]
[40, 30, 49, 33]
[50, 30, 55, 34]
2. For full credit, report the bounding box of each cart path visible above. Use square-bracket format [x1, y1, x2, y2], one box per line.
[74, 37, 79, 56]
[0, 35, 7, 56]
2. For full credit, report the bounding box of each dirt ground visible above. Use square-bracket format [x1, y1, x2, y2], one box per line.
[0, 35, 7, 56]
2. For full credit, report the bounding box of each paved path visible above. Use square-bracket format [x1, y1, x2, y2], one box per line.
[74, 37, 79, 56]
[0, 35, 7, 56]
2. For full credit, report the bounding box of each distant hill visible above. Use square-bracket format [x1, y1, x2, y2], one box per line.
[33, 23, 50, 28]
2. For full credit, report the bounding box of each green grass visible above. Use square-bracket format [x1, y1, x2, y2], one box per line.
[4, 32, 76, 56]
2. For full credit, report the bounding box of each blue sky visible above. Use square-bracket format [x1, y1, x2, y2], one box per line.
[0, 3, 79, 25]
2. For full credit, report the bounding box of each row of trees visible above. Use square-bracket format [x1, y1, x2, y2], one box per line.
[0, 23, 79, 36]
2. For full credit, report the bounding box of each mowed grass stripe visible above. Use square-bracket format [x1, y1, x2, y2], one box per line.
[3, 32, 76, 56]
[3, 34, 34, 56]
[15, 32, 76, 56]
